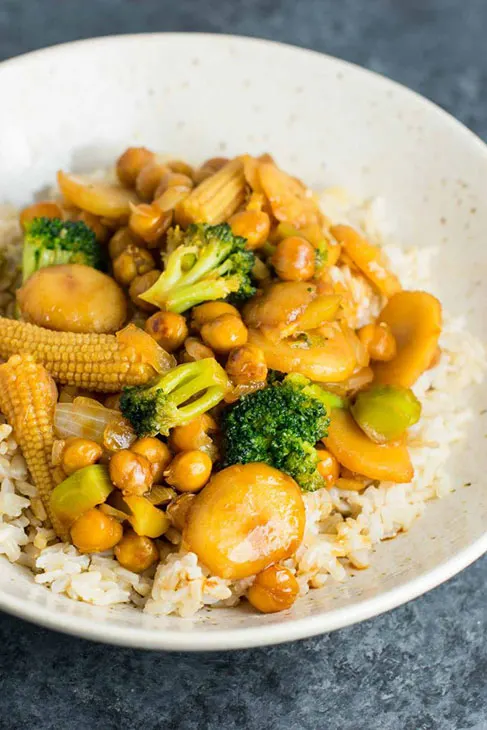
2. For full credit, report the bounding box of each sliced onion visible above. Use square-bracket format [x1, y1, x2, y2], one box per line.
[54, 400, 124, 443]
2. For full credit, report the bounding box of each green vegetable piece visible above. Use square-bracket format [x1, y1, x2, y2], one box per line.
[50, 464, 114, 527]
[139, 223, 256, 313]
[120, 358, 230, 437]
[221, 373, 339, 492]
[351, 384, 421, 443]
[22, 217, 104, 283]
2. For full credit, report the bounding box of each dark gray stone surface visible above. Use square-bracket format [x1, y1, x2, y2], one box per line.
[0, 1, 486, 728]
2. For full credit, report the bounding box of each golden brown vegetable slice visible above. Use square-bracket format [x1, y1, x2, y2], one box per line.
[0, 354, 68, 539]
[324, 408, 413, 483]
[258, 162, 320, 228]
[17, 264, 128, 334]
[184, 463, 305, 580]
[373, 291, 442, 387]
[0, 319, 175, 392]
[57, 171, 139, 219]
[248, 325, 357, 383]
[330, 225, 401, 298]
[243, 281, 317, 336]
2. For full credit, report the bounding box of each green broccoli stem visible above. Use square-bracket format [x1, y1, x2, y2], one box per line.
[164, 277, 241, 313]
[141, 241, 235, 311]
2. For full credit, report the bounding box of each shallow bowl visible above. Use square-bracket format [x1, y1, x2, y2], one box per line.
[0, 33, 486, 650]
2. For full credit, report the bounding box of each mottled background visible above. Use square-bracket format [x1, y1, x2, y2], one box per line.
[0, 1, 486, 728]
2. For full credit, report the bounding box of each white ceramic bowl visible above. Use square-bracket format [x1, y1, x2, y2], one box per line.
[0, 34, 486, 650]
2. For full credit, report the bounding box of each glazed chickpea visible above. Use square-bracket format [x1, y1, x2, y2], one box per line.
[191, 301, 240, 329]
[358, 322, 397, 362]
[154, 172, 194, 198]
[200, 314, 248, 355]
[182, 337, 214, 362]
[109, 449, 153, 496]
[112, 245, 155, 287]
[70, 508, 123, 553]
[316, 448, 340, 487]
[20, 201, 64, 229]
[114, 529, 159, 572]
[167, 159, 194, 178]
[226, 344, 268, 385]
[228, 210, 271, 250]
[272, 236, 316, 281]
[164, 450, 212, 493]
[129, 270, 161, 312]
[193, 157, 229, 184]
[145, 311, 189, 352]
[247, 565, 299, 613]
[129, 203, 172, 245]
[116, 147, 155, 187]
[135, 160, 170, 200]
[166, 493, 195, 532]
[108, 227, 136, 260]
[169, 413, 217, 453]
[131, 437, 172, 483]
[61, 437, 103, 476]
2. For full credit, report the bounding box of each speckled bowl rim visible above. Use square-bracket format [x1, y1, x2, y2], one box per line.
[1, 33, 487, 651]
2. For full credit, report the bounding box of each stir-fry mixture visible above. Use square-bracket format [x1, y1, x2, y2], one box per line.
[0, 148, 476, 618]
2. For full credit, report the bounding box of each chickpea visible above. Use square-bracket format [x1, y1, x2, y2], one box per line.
[108, 227, 137, 260]
[109, 449, 153, 496]
[112, 245, 155, 287]
[129, 203, 172, 245]
[182, 337, 214, 362]
[191, 301, 240, 329]
[272, 236, 316, 281]
[358, 322, 397, 362]
[114, 529, 159, 572]
[131, 437, 172, 482]
[247, 565, 299, 613]
[164, 450, 212, 493]
[228, 210, 270, 250]
[145, 311, 189, 352]
[226, 344, 268, 385]
[167, 159, 194, 178]
[116, 147, 155, 187]
[200, 314, 248, 355]
[135, 160, 170, 201]
[169, 414, 217, 453]
[20, 201, 64, 229]
[166, 493, 195, 532]
[154, 172, 194, 198]
[129, 270, 161, 312]
[316, 448, 340, 487]
[61, 437, 103, 476]
[70, 508, 123, 553]
[193, 157, 229, 185]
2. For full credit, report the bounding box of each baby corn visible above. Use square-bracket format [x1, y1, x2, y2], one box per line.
[0, 319, 175, 392]
[179, 158, 246, 225]
[0, 354, 69, 540]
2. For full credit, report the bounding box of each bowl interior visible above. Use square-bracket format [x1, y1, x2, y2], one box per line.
[0, 34, 486, 649]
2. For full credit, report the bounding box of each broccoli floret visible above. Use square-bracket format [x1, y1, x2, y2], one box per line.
[22, 217, 104, 282]
[120, 358, 230, 437]
[221, 373, 344, 491]
[140, 223, 256, 313]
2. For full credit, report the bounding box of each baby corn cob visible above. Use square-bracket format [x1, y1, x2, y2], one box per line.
[0, 319, 175, 392]
[179, 158, 246, 224]
[0, 354, 69, 540]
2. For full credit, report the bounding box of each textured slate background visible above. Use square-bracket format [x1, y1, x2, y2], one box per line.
[0, 1, 486, 728]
